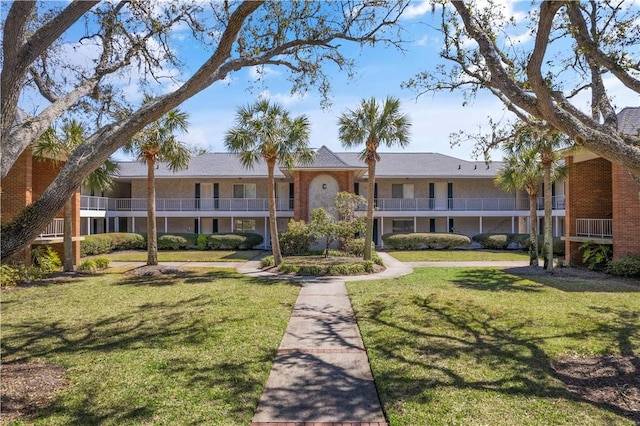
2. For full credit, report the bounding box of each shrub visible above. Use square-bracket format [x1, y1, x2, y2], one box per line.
[580, 240, 612, 270]
[260, 255, 275, 268]
[343, 238, 373, 257]
[472, 233, 511, 250]
[81, 234, 113, 256]
[31, 245, 62, 273]
[158, 233, 198, 249]
[78, 259, 97, 272]
[362, 260, 376, 273]
[196, 234, 208, 251]
[371, 251, 384, 266]
[108, 233, 145, 250]
[280, 220, 315, 256]
[383, 233, 471, 250]
[207, 232, 263, 250]
[158, 234, 188, 250]
[606, 255, 640, 278]
[0, 263, 42, 287]
[93, 258, 111, 269]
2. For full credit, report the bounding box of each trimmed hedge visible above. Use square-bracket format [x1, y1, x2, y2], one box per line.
[472, 233, 565, 255]
[206, 232, 263, 250]
[81, 233, 145, 257]
[606, 255, 640, 278]
[158, 234, 188, 250]
[158, 233, 199, 249]
[382, 233, 471, 250]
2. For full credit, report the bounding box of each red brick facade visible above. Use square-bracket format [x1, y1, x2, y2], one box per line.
[293, 170, 355, 221]
[1, 150, 81, 266]
[564, 154, 640, 264]
[611, 163, 640, 259]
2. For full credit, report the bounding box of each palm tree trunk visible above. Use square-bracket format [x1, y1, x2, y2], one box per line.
[364, 159, 376, 261]
[544, 164, 553, 271]
[63, 197, 73, 272]
[267, 161, 282, 265]
[529, 194, 539, 266]
[147, 159, 158, 265]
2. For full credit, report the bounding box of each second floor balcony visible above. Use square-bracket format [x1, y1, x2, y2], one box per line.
[367, 196, 565, 212]
[81, 196, 294, 213]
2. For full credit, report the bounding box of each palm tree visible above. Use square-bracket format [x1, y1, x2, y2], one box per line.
[124, 98, 190, 266]
[338, 97, 411, 260]
[224, 99, 313, 266]
[514, 128, 571, 271]
[34, 121, 119, 271]
[495, 146, 542, 266]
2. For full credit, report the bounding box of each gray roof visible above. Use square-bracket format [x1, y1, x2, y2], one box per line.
[117, 153, 286, 179]
[116, 147, 503, 179]
[618, 107, 640, 136]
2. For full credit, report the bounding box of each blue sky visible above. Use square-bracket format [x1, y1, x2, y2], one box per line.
[15, 1, 640, 162]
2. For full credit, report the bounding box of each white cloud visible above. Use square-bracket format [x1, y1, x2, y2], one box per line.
[402, 1, 433, 20]
[248, 65, 280, 81]
[258, 90, 306, 107]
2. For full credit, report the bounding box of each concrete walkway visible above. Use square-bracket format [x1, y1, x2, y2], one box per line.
[246, 253, 411, 426]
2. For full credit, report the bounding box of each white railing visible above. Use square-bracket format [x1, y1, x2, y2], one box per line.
[80, 195, 109, 210]
[360, 196, 565, 212]
[576, 219, 613, 238]
[104, 197, 294, 212]
[39, 218, 64, 237]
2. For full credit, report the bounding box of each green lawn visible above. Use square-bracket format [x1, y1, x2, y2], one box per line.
[347, 267, 640, 425]
[1, 269, 299, 425]
[387, 249, 531, 262]
[85, 249, 262, 262]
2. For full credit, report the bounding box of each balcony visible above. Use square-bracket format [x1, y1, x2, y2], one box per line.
[39, 218, 64, 238]
[81, 196, 294, 213]
[362, 196, 565, 212]
[576, 218, 613, 238]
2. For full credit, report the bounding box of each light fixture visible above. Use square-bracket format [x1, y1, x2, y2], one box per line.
[322, 183, 327, 189]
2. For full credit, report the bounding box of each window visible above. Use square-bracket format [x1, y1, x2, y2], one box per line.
[233, 183, 256, 199]
[392, 220, 414, 233]
[391, 183, 414, 199]
[234, 219, 255, 232]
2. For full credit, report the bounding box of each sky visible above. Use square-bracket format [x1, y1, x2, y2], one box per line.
[14, 1, 640, 162]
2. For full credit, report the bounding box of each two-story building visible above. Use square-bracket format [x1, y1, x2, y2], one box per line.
[80, 146, 566, 248]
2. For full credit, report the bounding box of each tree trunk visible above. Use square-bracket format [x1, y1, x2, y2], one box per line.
[543, 164, 553, 271]
[364, 159, 376, 261]
[267, 160, 282, 265]
[147, 159, 158, 265]
[63, 197, 73, 272]
[528, 194, 539, 267]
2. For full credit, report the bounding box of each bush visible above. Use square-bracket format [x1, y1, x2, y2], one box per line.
[78, 259, 97, 272]
[93, 258, 111, 269]
[158, 234, 188, 250]
[80, 233, 145, 257]
[580, 240, 612, 270]
[383, 233, 471, 250]
[260, 255, 275, 268]
[31, 245, 62, 273]
[343, 238, 374, 257]
[158, 233, 198, 249]
[0, 263, 42, 287]
[606, 255, 640, 278]
[207, 232, 263, 250]
[196, 234, 208, 251]
[472, 233, 512, 250]
[108, 233, 146, 250]
[280, 220, 315, 256]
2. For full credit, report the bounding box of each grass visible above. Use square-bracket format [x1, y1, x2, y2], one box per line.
[1, 268, 299, 425]
[85, 249, 262, 262]
[347, 267, 640, 425]
[386, 249, 531, 262]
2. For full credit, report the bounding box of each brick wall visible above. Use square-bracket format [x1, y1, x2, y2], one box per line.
[293, 170, 355, 221]
[564, 156, 612, 265]
[611, 163, 640, 259]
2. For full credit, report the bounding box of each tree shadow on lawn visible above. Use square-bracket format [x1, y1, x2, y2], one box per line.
[116, 269, 300, 287]
[1, 295, 268, 424]
[358, 295, 639, 423]
[451, 267, 640, 293]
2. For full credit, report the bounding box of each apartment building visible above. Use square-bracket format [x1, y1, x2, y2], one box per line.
[80, 146, 566, 248]
[563, 107, 640, 263]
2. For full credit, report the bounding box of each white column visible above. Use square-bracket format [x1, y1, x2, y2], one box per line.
[197, 217, 201, 234]
[132, 217, 136, 233]
[380, 218, 384, 249]
[264, 217, 268, 248]
[414, 216, 417, 233]
[164, 217, 168, 233]
[87, 217, 91, 235]
[231, 216, 234, 232]
[115, 217, 119, 233]
[554, 216, 559, 237]
[106, 218, 110, 233]
[511, 216, 515, 233]
[446, 216, 450, 232]
[479, 216, 483, 234]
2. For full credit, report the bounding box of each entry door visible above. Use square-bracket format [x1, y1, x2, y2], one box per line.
[201, 183, 213, 210]
[434, 182, 448, 210]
